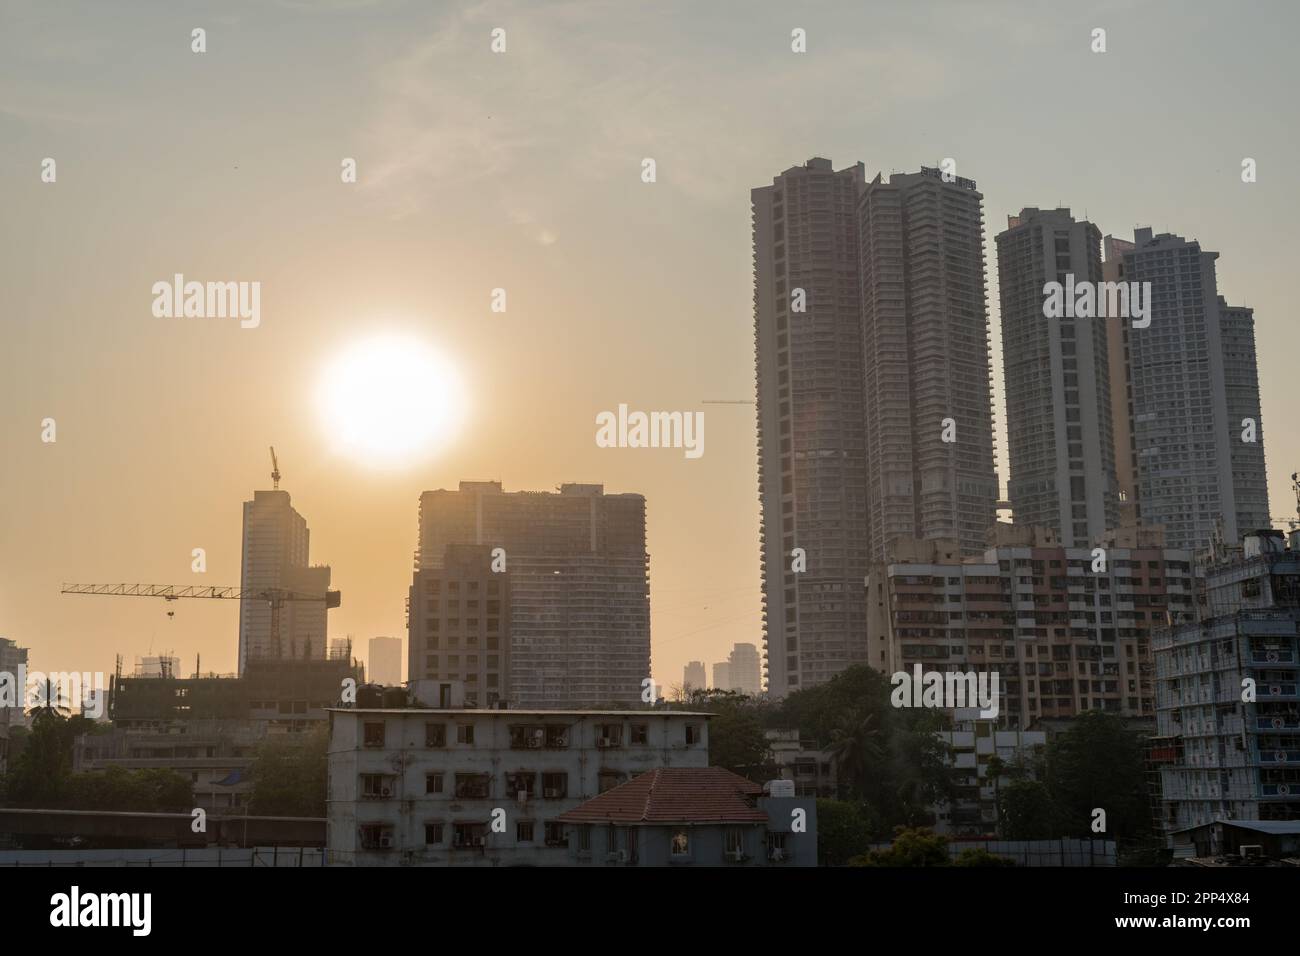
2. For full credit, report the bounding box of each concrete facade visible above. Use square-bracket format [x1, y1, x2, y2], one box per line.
[998, 208, 1119, 547]
[326, 708, 711, 866]
[414, 482, 649, 708]
[1115, 229, 1269, 552]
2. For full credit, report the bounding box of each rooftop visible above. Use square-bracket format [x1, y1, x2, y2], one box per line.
[330, 708, 713, 717]
[557, 768, 768, 825]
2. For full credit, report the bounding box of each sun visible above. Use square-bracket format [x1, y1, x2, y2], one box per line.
[317, 334, 467, 468]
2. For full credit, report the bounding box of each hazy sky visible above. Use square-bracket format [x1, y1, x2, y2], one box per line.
[3, 0, 1298, 694]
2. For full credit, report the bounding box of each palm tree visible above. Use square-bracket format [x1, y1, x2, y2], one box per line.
[827, 710, 883, 799]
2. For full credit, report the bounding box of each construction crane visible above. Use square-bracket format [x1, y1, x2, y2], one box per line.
[270, 446, 281, 490]
[61, 583, 341, 659]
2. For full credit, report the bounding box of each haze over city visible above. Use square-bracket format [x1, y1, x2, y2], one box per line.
[3, 0, 1298, 697]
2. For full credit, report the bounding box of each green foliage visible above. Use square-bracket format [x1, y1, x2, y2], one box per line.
[999, 779, 1057, 840]
[815, 799, 879, 866]
[1043, 712, 1149, 843]
[953, 846, 1016, 867]
[248, 726, 328, 817]
[3, 712, 191, 811]
[850, 826, 950, 867]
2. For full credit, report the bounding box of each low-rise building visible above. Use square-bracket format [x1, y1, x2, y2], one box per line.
[327, 707, 712, 866]
[933, 716, 1046, 836]
[866, 525, 1198, 728]
[1155, 529, 1300, 836]
[765, 729, 836, 798]
[556, 767, 816, 866]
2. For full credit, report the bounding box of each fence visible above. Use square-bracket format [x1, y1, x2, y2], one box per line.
[0, 847, 324, 867]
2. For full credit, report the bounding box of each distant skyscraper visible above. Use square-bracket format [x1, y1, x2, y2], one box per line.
[858, 168, 999, 557]
[998, 208, 1119, 546]
[414, 482, 649, 708]
[683, 661, 706, 693]
[712, 661, 733, 692]
[726, 643, 762, 697]
[238, 489, 331, 673]
[368, 636, 403, 685]
[1110, 228, 1269, 550]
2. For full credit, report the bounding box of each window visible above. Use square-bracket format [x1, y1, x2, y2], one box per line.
[454, 774, 491, 799]
[685, 724, 702, 746]
[363, 722, 385, 748]
[597, 724, 622, 748]
[425, 773, 443, 795]
[598, 770, 626, 793]
[452, 823, 487, 848]
[359, 824, 394, 850]
[671, 830, 690, 857]
[506, 772, 536, 797]
[542, 772, 568, 798]
[360, 774, 392, 798]
[630, 724, 648, 745]
[767, 832, 789, 861]
[545, 725, 570, 748]
[510, 724, 546, 749]
[544, 822, 568, 848]
[725, 828, 744, 856]
[425, 723, 446, 748]
[516, 821, 535, 843]
[424, 822, 443, 845]
[576, 826, 590, 852]
[457, 724, 474, 745]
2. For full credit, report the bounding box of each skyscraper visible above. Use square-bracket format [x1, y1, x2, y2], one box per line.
[368, 636, 403, 685]
[1113, 228, 1269, 550]
[997, 208, 1119, 547]
[858, 168, 999, 557]
[753, 159, 1000, 697]
[683, 661, 706, 694]
[238, 489, 332, 673]
[712, 661, 733, 693]
[726, 643, 762, 697]
[753, 158, 869, 696]
[413, 481, 649, 708]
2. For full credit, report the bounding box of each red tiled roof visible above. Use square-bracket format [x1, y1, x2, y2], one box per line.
[557, 768, 769, 824]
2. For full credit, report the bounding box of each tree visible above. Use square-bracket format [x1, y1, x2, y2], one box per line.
[953, 847, 1016, 867]
[248, 725, 328, 817]
[827, 710, 881, 799]
[850, 826, 950, 867]
[3, 710, 97, 807]
[999, 779, 1056, 840]
[815, 799, 878, 866]
[1043, 712, 1149, 843]
[707, 705, 777, 782]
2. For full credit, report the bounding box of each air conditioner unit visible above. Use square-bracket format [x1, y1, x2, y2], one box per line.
[475, 837, 486, 846]
[380, 786, 391, 797]
[598, 738, 612, 748]
[1276, 751, 1288, 763]
[1278, 783, 1292, 796]
[517, 790, 529, 802]
[544, 788, 560, 798]
[1267, 651, 1281, 663]
[617, 849, 629, 863]
[1271, 686, 1283, 697]
[554, 736, 567, 748]
[769, 848, 785, 862]
[604, 851, 620, 863]
[379, 835, 392, 848]
[728, 849, 744, 862]
[1240, 844, 1264, 859]
[1273, 717, 1286, 729]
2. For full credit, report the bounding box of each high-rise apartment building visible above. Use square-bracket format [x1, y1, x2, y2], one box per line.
[858, 168, 999, 557]
[239, 489, 332, 673]
[753, 158, 870, 696]
[368, 636, 403, 686]
[753, 159, 1000, 697]
[413, 482, 649, 709]
[998, 208, 1119, 547]
[1110, 228, 1269, 551]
